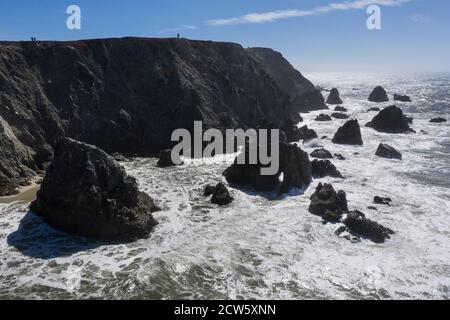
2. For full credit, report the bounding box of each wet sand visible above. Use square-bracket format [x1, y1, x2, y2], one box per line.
[0, 182, 40, 204]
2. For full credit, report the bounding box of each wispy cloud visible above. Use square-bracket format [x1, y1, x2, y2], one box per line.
[160, 24, 198, 34]
[410, 14, 431, 24]
[207, 0, 412, 26]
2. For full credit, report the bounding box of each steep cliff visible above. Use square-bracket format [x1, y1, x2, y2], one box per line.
[247, 47, 326, 112]
[0, 37, 322, 195]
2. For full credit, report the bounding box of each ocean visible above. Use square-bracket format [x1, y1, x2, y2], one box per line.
[1, 72, 449, 300]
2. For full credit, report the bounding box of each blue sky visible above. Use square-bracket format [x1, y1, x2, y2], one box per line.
[0, 0, 449, 72]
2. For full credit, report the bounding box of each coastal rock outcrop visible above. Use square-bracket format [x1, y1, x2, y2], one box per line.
[343, 211, 394, 243]
[366, 106, 413, 133]
[315, 114, 332, 122]
[30, 138, 160, 242]
[335, 106, 348, 112]
[204, 183, 233, 206]
[311, 160, 344, 178]
[326, 88, 343, 105]
[394, 94, 411, 102]
[309, 183, 348, 220]
[310, 148, 333, 159]
[375, 143, 402, 160]
[369, 86, 389, 102]
[223, 142, 312, 193]
[331, 112, 350, 119]
[0, 38, 324, 195]
[332, 120, 363, 145]
[298, 125, 318, 141]
[247, 48, 326, 112]
[430, 117, 447, 123]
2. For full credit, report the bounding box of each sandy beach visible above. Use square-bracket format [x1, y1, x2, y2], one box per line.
[0, 180, 41, 204]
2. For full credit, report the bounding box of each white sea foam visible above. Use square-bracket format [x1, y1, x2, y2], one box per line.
[0, 73, 449, 299]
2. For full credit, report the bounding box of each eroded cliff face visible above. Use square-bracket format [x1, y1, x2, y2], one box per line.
[247, 47, 326, 112]
[0, 37, 323, 195]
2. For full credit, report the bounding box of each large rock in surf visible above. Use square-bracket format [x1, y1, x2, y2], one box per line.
[326, 88, 343, 105]
[30, 138, 160, 242]
[332, 120, 363, 145]
[430, 117, 447, 123]
[331, 112, 350, 119]
[343, 211, 394, 243]
[204, 183, 234, 206]
[310, 148, 333, 159]
[298, 125, 318, 141]
[369, 86, 389, 102]
[223, 142, 312, 193]
[311, 160, 344, 178]
[394, 94, 411, 102]
[309, 183, 348, 221]
[335, 106, 348, 112]
[315, 114, 332, 122]
[375, 143, 402, 160]
[366, 105, 412, 133]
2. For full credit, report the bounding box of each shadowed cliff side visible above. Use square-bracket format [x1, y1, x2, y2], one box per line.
[0, 37, 322, 195]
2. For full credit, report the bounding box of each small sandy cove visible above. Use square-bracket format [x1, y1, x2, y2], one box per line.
[0, 178, 41, 204]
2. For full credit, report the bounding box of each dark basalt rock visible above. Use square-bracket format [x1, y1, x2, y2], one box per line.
[111, 152, 129, 162]
[369, 86, 389, 102]
[310, 148, 333, 159]
[298, 125, 318, 141]
[375, 143, 402, 160]
[374, 196, 393, 206]
[332, 120, 363, 145]
[315, 114, 332, 122]
[343, 211, 394, 243]
[326, 88, 343, 105]
[334, 153, 346, 160]
[430, 117, 447, 123]
[157, 149, 183, 167]
[331, 112, 350, 119]
[368, 107, 381, 112]
[309, 183, 348, 218]
[223, 142, 312, 194]
[204, 185, 216, 197]
[30, 138, 160, 242]
[394, 94, 411, 102]
[311, 160, 344, 179]
[205, 183, 234, 206]
[334, 106, 348, 112]
[366, 106, 413, 134]
[290, 113, 303, 124]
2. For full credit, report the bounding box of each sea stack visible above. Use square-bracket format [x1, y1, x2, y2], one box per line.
[30, 138, 160, 242]
[369, 86, 389, 102]
[326, 88, 343, 105]
[332, 120, 363, 145]
[366, 105, 413, 133]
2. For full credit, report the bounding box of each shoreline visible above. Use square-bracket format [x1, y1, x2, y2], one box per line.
[0, 179, 41, 205]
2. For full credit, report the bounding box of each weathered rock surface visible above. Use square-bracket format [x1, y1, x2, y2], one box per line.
[332, 120, 363, 145]
[375, 143, 402, 160]
[311, 160, 344, 178]
[248, 48, 326, 113]
[30, 138, 160, 242]
[331, 112, 350, 119]
[430, 117, 447, 123]
[298, 125, 318, 141]
[334, 106, 348, 112]
[394, 94, 411, 102]
[223, 142, 312, 193]
[309, 183, 348, 219]
[310, 148, 333, 159]
[315, 114, 332, 122]
[204, 183, 233, 206]
[0, 38, 323, 195]
[374, 196, 393, 206]
[343, 211, 394, 243]
[369, 86, 389, 102]
[366, 106, 413, 133]
[326, 88, 343, 105]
